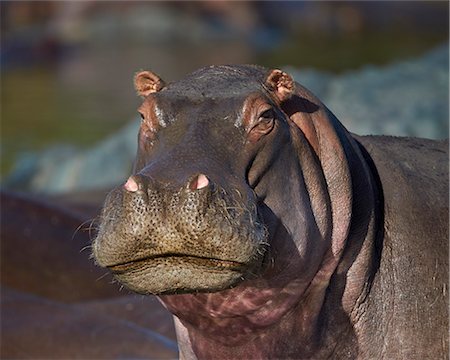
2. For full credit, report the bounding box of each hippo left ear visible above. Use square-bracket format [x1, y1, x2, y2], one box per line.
[134, 70, 166, 98]
[264, 69, 296, 102]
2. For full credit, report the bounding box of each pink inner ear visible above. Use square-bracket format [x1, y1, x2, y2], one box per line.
[277, 85, 292, 100]
[135, 71, 165, 96]
[266, 70, 294, 102]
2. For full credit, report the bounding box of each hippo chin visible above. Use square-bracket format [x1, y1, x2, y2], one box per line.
[93, 65, 448, 359]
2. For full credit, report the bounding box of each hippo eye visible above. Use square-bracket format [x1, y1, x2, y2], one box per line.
[254, 109, 275, 132]
[259, 109, 274, 122]
[247, 108, 275, 142]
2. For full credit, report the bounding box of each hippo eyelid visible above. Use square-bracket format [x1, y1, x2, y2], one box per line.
[246, 108, 276, 143]
[258, 108, 275, 121]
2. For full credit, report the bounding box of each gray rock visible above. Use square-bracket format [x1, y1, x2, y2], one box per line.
[286, 44, 448, 139]
[4, 120, 140, 194]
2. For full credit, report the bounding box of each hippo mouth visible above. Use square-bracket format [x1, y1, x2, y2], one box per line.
[101, 251, 261, 295]
[107, 253, 246, 274]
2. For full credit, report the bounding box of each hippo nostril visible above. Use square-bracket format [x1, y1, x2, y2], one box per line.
[124, 176, 139, 192]
[189, 174, 210, 191]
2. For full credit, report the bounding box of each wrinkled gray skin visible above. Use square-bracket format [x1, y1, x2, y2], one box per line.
[93, 65, 448, 359]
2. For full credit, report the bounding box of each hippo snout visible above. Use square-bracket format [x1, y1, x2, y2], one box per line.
[93, 173, 267, 295]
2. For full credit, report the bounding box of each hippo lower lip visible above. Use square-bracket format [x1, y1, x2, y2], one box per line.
[107, 254, 246, 274]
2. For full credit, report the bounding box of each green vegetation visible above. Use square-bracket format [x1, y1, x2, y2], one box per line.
[1, 68, 131, 175]
[257, 29, 447, 72]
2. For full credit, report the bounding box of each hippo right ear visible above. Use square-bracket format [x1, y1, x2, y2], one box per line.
[134, 71, 166, 98]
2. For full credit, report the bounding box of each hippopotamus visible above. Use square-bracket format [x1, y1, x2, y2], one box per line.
[93, 65, 448, 359]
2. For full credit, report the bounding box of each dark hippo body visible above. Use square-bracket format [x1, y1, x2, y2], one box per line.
[93, 65, 448, 359]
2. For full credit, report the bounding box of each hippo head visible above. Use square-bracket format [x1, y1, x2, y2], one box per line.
[93, 66, 297, 294]
[93, 65, 354, 302]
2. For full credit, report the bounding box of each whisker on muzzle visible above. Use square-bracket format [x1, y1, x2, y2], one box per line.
[80, 244, 92, 254]
[96, 271, 110, 282]
[72, 219, 94, 240]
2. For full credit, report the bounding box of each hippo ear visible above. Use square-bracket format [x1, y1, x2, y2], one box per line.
[134, 71, 166, 98]
[264, 69, 296, 102]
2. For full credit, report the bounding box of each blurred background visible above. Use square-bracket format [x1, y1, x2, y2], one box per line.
[1, 1, 449, 194]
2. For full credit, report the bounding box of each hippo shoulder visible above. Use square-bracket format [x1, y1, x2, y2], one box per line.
[356, 135, 448, 232]
[356, 135, 448, 185]
[353, 135, 448, 359]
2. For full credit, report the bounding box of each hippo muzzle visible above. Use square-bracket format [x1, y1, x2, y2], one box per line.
[94, 171, 267, 294]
